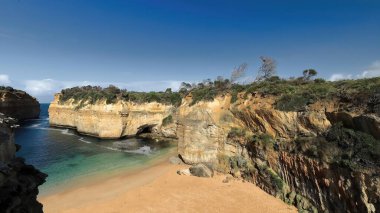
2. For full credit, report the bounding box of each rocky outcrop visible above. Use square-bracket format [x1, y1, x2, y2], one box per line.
[175, 93, 380, 213]
[49, 90, 380, 212]
[278, 152, 379, 212]
[327, 111, 380, 139]
[177, 94, 332, 165]
[189, 163, 214, 178]
[0, 90, 40, 120]
[0, 114, 47, 213]
[176, 95, 239, 164]
[49, 94, 174, 139]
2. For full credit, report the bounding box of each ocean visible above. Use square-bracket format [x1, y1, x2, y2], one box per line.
[15, 104, 175, 194]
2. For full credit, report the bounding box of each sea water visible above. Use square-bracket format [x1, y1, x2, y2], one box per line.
[15, 104, 175, 195]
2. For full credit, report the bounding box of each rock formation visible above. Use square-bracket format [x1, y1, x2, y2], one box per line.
[49, 94, 174, 139]
[175, 93, 380, 212]
[0, 113, 47, 213]
[49, 81, 380, 212]
[0, 88, 40, 120]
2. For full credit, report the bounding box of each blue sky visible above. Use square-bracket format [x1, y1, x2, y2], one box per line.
[0, 0, 380, 102]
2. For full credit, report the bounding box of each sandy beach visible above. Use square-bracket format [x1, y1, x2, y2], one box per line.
[39, 158, 297, 213]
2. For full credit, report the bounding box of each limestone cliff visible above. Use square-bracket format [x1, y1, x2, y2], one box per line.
[177, 94, 336, 165]
[49, 94, 174, 139]
[176, 92, 380, 213]
[49, 81, 380, 213]
[0, 88, 40, 120]
[0, 113, 47, 212]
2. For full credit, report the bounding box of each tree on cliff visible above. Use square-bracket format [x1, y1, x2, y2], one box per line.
[105, 85, 121, 94]
[230, 63, 248, 83]
[179, 82, 192, 93]
[256, 56, 277, 81]
[302, 69, 318, 80]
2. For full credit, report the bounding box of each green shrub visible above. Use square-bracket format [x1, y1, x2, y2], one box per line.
[216, 154, 254, 176]
[267, 168, 285, 192]
[275, 94, 311, 111]
[228, 127, 247, 138]
[250, 134, 275, 149]
[292, 123, 380, 169]
[314, 78, 326, 83]
[162, 115, 173, 126]
[326, 123, 380, 167]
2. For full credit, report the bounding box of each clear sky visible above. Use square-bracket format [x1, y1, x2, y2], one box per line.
[1, 0, 380, 102]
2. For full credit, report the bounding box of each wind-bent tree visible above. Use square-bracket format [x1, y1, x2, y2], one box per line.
[230, 63, 248, 83]
[257, 56, 276, 81]
[302, 69, 318, 80]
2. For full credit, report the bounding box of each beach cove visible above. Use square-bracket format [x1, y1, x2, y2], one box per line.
[39, 158, 296, 213]
[15, 104, 296, 212]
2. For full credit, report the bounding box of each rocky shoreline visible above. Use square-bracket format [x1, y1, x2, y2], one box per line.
[0, 113, 47, 212]
[0, 88, 46, 212]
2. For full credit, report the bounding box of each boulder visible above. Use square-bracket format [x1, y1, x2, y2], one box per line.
[169, 156, 183, 165]
[189, 163, 213, 178]
[177, 169, 191, 176]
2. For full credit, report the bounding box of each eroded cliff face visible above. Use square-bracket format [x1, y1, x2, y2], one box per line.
[49, 94, 175, 139]
[0, 91, 40, 120]
[176, 95, 242, 164]
[177, 93, 334, 164]
[49, 91, 380, 212]
[0, 114, 47, 213]
[277, 152, 379, 212]
[176, 93, 380, 213]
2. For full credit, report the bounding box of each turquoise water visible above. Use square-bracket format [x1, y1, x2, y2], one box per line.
[15, 104, 175, 194]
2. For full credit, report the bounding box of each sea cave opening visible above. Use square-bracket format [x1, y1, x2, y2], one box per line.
[136, 124, 156, 135]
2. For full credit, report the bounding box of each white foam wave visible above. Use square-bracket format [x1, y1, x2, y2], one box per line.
[29, 123, 42, 128]
[61, 129, 75, 136]
[96, 144, 153, 155]
[78, 137, 92, 144]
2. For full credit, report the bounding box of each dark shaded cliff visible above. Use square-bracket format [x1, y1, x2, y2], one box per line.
[0, 114, 46, 212]
[0, 86, 40, 121]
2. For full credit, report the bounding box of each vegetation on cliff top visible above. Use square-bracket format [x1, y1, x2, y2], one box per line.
[183, 76, 380, 110]
[58, 76, 380, 113]
[177, 58, 379, 108]
[0, 86, 28, 96]
[0, 86, 37, 101]
[59, 85, 182, 106]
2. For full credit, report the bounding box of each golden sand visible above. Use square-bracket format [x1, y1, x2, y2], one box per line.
[40, 159, 296, 213]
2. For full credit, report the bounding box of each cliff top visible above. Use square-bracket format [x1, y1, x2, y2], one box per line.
[0, 86, 37, 101]
[58, 85, 182, 106]
[57, 77, 380, 114]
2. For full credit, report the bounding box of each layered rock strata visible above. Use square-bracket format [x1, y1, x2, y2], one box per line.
[49, 94, 174, 139]
[50, 91, 380, 212]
